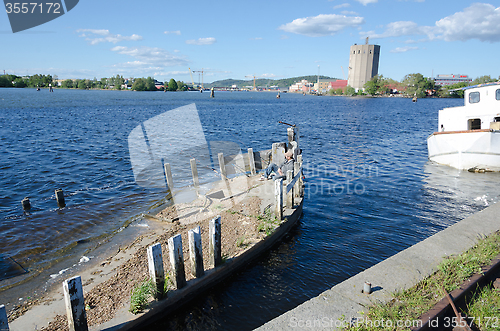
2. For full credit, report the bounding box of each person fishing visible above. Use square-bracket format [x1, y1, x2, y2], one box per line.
[260, 150, 294, 180]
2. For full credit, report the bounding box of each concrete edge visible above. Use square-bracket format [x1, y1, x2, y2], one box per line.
[113, 198, 304, 331]
[255, 202, 500, 330]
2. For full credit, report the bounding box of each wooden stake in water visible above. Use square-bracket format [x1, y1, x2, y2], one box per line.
[0, 304, 9, 331]
[168, 234, 186, 289]
[190, 158, 199, 187]
[275, 178, 283, 220]
[209, 216, 222, 267]
[188, 226, 204, 278]
[248, 148, 256, 175]
[294, 162, 301, 199]
[55, 189, 66, 208]
[164, 163, 173, 191]
[63, 276, 88, 331]
[21, 197, 31, 211]
[147, 243, 165, 299]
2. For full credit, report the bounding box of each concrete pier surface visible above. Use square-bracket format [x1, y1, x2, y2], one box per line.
[256, 201, 500, 330]
[7, 171, 300, 331]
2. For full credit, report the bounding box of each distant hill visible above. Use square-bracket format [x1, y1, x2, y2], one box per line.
[205, 75, 339, 88]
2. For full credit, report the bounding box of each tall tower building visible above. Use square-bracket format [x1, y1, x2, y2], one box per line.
[347, 40, 380, 90]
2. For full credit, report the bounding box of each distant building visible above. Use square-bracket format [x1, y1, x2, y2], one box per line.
[434, 74, 472, 86]
[289, 79, 313, 93]
[347, 42, 380, 91]
[314, 79, 348, 93]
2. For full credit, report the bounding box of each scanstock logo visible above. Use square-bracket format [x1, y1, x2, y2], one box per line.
[4, 0, 79, 33]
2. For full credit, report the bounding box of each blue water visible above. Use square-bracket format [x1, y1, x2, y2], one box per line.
[1, 89, 500, 329]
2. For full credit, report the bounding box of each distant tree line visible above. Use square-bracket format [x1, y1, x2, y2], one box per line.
[0, 73, 54, 88]
[0, 73, 188, 92]
[358, 74, 500, 98]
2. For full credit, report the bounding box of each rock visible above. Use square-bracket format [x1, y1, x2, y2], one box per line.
[493, 277, 500, 290]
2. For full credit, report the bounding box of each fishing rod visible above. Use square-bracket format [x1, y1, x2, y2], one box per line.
[278, 121, 296, 127]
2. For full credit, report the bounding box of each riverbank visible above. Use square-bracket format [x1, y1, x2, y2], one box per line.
[256, 201, 500, 330]
[7, 168, 302, 330]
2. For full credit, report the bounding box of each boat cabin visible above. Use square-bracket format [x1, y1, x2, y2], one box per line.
[438, 82, 500, 132]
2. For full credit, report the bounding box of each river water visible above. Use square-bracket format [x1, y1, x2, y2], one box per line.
[1, 89, 499, 329]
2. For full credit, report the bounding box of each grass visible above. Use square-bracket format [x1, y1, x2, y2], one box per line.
[342, 231, 500, 330]
[466, 284, 500, 330]
[129, 273, 171, 314]
[129, 278, 156, 314]
[236, 235, 249, 248]
[256, 209, 281, 236]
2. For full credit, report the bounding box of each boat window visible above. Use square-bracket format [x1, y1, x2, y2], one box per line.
[468, 118, 481, 130]
[469, 92, 480, 104]
[496, 89, 500, 100]
[495, 117, 500, 122]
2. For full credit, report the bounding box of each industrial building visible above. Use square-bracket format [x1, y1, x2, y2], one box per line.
[347, 41, 380, 91]
[434, 74, 472, 86]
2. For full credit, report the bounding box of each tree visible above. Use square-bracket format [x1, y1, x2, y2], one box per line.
[78, 80, 87, 89]
[13, 78, 27, 88]
[472, 75, 495, 85]
[402, 73, 435, 98]
[115, 74, 124, 90]
[364, 75, 382, 96]
[132, 78, 146, 91]
[345, 85, 356, 96]
[145, 77, 156, 91]
[61, 79, 73, 88]
[168, 78, 178, 91]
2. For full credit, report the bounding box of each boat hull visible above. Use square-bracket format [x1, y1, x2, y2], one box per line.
[427, 130, 500, 171]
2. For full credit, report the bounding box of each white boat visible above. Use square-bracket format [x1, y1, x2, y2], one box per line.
[427, 82, 500, 171]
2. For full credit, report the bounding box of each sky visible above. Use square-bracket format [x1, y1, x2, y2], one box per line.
[1, 0, 500, 83]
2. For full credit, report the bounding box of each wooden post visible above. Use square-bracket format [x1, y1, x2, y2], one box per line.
[164, 163, 173, 191]
[209, 216, 222, 267]
[63, 276, 88, 331]
[248, 148, 256, 176]
[294, 162, 301, 199]
[297, 155, 303, 197]
[294, 126, 299, 150]
[55, 189, 66, 208]
[287, 127, 294, 146]
[218, 153, 227, 180]
[188, 226, 204, 278]
[21, 197, 31, 211]
[275, 178, 283, 220]
[287, 127, 299, 150]
[168, 234, 186, 289]
[147, 243, 165, 299]
[0, 305, 9, 331]
[190, 158, 199, 187]
[286, 170, 294, 208]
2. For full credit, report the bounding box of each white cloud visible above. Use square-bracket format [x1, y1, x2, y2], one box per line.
[110, 46, 189, 68]
[363, 3, 500, 43]
[435, 3, 500, 42]
[250, 37, 263, 40]
[77, 29, 142, 44]
[164, 30, 181, 35]
[364, 21, 431, 39]
[333, 3, 350, 9]
[185, 37, 216, 45]
[390, 46, 419, 53]
[278, 14, 364, 37]
[355, 0, 377, 5]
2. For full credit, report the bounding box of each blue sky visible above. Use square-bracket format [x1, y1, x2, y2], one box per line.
[1, 1, 500, 83]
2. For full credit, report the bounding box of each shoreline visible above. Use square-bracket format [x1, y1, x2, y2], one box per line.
[256, 201, 500, 330]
